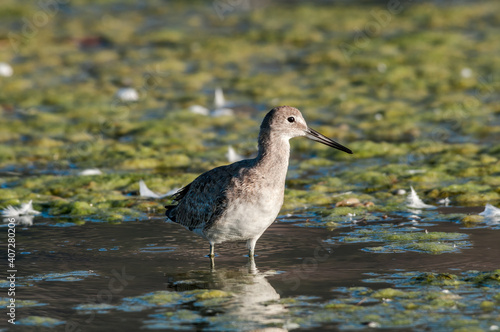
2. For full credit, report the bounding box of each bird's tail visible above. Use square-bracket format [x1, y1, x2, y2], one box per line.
[165, 184, 190, 223]
[164, 205, 177, 222]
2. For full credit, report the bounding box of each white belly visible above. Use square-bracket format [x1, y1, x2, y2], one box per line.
[203, 194, 283, 244]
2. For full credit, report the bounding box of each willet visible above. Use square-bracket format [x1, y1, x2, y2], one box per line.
[165, 106, 352, 259]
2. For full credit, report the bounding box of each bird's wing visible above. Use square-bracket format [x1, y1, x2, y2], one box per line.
[166, 165, 235, 231]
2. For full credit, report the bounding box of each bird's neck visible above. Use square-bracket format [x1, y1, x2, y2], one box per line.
[255, 130, 290, 184]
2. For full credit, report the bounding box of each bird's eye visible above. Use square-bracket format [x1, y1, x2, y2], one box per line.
[287, 116, 295, 123]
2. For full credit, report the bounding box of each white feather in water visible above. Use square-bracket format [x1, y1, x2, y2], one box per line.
[79, 168, 102, 176]
[139, 180, 178, 199]
[2, 200, 40, 217]
[479, 204, 500, 219]
[406, 186, 435, 209]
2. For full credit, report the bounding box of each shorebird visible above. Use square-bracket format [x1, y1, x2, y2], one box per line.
[165, 106, 352, 258]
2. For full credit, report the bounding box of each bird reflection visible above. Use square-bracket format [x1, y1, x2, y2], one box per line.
[165, 260, 290, 330]
[3, 215, 35, 226]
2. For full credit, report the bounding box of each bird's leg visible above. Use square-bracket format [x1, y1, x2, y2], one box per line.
[209, 243, 215, 258]
[247, 255, 257, 274]
[246, 238, 257, 257]
[210, 255, 215, 270]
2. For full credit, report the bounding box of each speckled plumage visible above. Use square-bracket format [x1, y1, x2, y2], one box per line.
[166, 106, 352, 258]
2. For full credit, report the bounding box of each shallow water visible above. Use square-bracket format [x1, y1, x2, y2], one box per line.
[2, 208, 499, 331]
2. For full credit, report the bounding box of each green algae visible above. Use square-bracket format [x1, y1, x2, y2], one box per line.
[0, 298, 45, 308]
[332, 225, 470, 254]
[94, 287, 238, 329]
[139, 291, 184, 306]
[0, 0, 499, 222]
[480, 301, 495, 311]
[17, 316, 65, 327]
[308, 269, 500, 330]
[30, 270, 99, 282]
[406, 242, 462, 254]
[324, 303, 361, 312]
[1, 173, 192, 221]
[465, 270, 500, 287]
[461, 215, 485, 225]
[69, 201, 97, 215]
[74, 303, 116, 312]
[412, 272, 463, 287]
[301, 287, 495, 330]
[160, 309, 202, 321]
[123, 289, 233, 310]
[328, 206, 370, 217]
[371, 288, 411, 299]
[193, 289, 232, 300]
[282, 188, 337, 210]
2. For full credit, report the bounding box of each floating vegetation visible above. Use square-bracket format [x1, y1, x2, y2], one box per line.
[0, 298, 45, 308]
[17, 316, 65, 327]
[328, 224, 471, 254]
[73, 303, 116, 314]
[411, 272, 464, 287]
[29, 270, 99, 283]
[1, 0, 500, 221]
[72, 289, 239, 329]
[309, 270, 500, 330]
[365, 270, 500, 288]
[461, 214, 484, 225]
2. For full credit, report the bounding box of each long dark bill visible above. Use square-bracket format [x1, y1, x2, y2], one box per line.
[305, 127, 353, 154]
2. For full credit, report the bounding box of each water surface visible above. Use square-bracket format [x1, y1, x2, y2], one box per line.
[3, 208, 499, 331]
